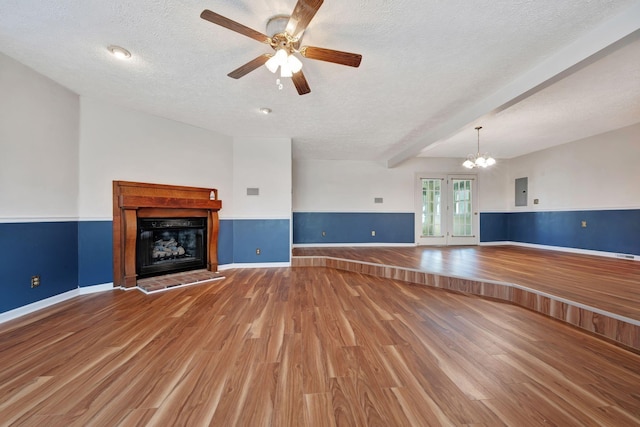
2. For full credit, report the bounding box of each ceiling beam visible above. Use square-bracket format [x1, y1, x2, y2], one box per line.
[384, 2, 640, 168]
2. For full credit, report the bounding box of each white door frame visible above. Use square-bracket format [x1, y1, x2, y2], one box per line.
[415, 173, 479, 246]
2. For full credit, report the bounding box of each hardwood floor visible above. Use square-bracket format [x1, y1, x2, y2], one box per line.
[1, 267, 639, 426]
[292, 245, 640, 351]
[292, 245, 640, 321]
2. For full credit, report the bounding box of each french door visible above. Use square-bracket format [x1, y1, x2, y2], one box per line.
[415, 174, 478, 246]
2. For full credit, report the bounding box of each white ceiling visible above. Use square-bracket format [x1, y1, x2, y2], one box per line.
[1, 0, 639, 166]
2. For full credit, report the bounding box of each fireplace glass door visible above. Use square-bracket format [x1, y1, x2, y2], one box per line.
[137, 218, 207, 278]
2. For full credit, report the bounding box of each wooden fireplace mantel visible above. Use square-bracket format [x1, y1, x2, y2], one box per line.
[113, 181, 222, 288]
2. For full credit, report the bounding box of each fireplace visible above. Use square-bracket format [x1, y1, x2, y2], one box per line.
[113, 181, 222, 288]
[137, 217, 207, 279]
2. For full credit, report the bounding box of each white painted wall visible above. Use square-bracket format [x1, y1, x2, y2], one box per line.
[293, 159, 412, 212]
[0, 53, 79, 220]
[292, 157, 507, 213]
[5, 49, 636, 225]
[293, 123, 640, 215]
[474, 161, 510, 212]
[508, 122, 640, 211]
[232, 137, 292, 219]
[78, 97, 234, 219]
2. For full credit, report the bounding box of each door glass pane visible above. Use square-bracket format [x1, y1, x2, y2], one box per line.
[452, 179, 473, 236]
[421, 179, 441, 236]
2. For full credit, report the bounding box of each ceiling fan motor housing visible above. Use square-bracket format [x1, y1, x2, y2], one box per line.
[267, 15, 301, 52]
[266, 15, 290, 37]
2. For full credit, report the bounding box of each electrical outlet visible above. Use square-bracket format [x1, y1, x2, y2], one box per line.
[256, 248, 261, 255]
[581, 220, 587, 228]
[31, 275, 40, 288]
[322, 231, 326, 237]
[371, 230, 376, 236]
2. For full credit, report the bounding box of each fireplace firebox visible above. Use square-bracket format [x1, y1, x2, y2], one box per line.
[137, 218, 207, 279]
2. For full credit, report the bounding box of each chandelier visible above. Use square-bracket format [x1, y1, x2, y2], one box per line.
[463, 126, 496, 169]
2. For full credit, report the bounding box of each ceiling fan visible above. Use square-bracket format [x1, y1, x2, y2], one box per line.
[200, 0, 362, 95]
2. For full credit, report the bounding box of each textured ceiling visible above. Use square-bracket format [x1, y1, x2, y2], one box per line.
[1, 0, 639, 165]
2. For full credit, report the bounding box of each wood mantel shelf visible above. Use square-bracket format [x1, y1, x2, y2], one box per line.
[119, 195, 222, 210]
[113, 181, 222, 288]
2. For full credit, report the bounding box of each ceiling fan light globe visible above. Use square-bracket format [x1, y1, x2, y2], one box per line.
[475, 157, 486, 167]
[274, 48, 288, 66]
[265, 56, 279, 73]
[280, 63, 293, 77]
[287, 54, 303, 73]
[463, 160, 475, 169]
[486, 157, 496, 166]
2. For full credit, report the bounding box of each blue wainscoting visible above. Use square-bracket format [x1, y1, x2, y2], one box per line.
[78, 221, 113, 287]
[480, 209, 640, 255]
[74, 218, 282, 281]
[479, 212, 509, 242]
[232, 219, 290, 263]
[0, 221, 79, 313]
[74, 218, 289, 283]
[218, 219, 234, 265]
[293, 212, 414, 244]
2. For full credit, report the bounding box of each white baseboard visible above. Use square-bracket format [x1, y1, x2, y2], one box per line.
[478, 241, 512, 246]
[292, 243, 415, 248]
[218, 262, 291, 270]
[0, 282, 117, 324]
[79, 282, 116, 294]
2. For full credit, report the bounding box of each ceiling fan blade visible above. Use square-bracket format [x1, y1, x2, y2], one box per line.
[286, 0, 324, 40]
[292, 71, 311, 95]
[300, 46, 362, 67]
[227, 54, 271, 79]
[201, 9, 271, 44]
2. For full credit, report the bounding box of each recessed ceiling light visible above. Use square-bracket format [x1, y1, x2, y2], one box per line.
[108, 45, 131, 60]
[259, 107, 272, 115]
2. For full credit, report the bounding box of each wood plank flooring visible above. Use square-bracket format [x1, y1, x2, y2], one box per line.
[292, 245, 640, 351]
[292, 245, 640, 321]
[1, 267, 639, 426]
